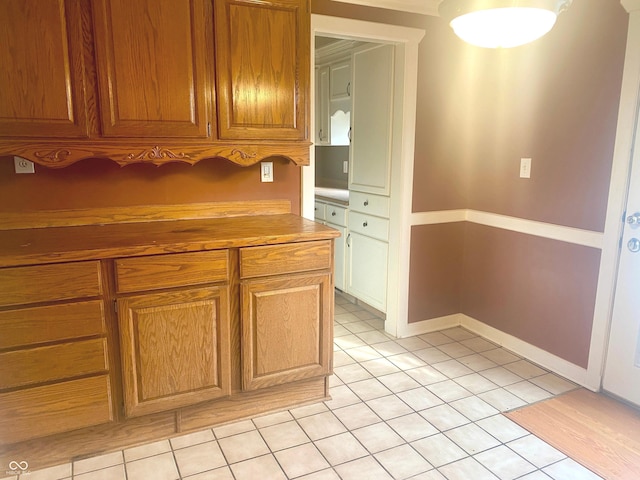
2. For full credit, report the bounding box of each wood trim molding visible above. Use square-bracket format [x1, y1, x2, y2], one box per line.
[3, 142, 311, 169]
[0, 200, 292, 230]
[410, 209, 603, 249]
[621, 0, 640, 13]
[329, 0, 440, 16]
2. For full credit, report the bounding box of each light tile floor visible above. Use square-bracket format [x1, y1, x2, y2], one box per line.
[5, 294, 604, 480]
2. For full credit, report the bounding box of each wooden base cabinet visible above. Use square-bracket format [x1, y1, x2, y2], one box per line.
[241, 273, 332, 390]
[0, 211, 337, 469]
[0, 261, 112, 445]
[239, 240, 334, 390]
[118, 287, 231, 418]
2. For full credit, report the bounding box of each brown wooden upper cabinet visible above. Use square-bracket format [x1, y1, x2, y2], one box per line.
[0, 0, 89, 138]
[92, 0, 212, 138]
[214, 0, 309, 141]
[0, 0, 310, 166]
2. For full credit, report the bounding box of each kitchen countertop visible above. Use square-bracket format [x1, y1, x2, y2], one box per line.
[315, 187, 349, 206]
[0, 214, 340, 268]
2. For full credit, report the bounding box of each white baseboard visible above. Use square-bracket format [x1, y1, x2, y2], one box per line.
[401, 313, 592, 389]
[397, 313, 465, 338]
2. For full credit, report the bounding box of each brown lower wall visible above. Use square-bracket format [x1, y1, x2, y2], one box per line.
[408, 223, 464, 322]
[0, 156, 301, 215]
[460, 223, 601, 368]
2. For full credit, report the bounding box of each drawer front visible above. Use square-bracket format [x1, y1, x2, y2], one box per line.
[349, 211, 390, 242]
[0, 375, 113, 445]
[349, 191, 390, 218]
[314, 201, 326, 221]
[0, 261, 102, 308]
[325, 204, 348, 227]
[240, 241, 332, 279]
[0, 300, 105, 350]
[0, 338, 108, 390]
[115, 250, 229, 293]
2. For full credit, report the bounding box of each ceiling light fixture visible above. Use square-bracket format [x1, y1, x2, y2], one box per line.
[438, 0, 573, 49]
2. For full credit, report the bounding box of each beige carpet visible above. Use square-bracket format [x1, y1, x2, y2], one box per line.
[505, 388, 640, 480]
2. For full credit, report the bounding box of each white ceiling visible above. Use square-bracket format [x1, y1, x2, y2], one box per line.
[330, 0, 441, 16]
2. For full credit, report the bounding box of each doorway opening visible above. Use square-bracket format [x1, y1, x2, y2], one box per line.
[306, 15, 424, 338]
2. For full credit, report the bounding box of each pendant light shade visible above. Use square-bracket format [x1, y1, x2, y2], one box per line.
[439, 0, 572, 48]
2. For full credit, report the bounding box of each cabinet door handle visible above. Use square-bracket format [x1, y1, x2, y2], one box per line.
[319, 128, 323, 141]
[347, 82, 351, 96]
[346, 233, 351, 247]
[348, 127, 352, 143]
[363, 221, 368, 227]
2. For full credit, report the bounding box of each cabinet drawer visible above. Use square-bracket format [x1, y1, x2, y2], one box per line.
[314, 201, 327, 221]
[0, 338, 108, 390]
[349, 211, 390, 242]
[0, 300, 105, 350]
[325, 204, 348, 227]
[115, 250, 229, 293]
[240, 241, 332, 279]
[0, 261, 102, 308]
[349, 191, 390, 218]
[0, 375, 113, 445]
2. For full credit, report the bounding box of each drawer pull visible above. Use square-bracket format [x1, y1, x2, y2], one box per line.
[364, 200, 369, 207]
[331, 211, 336, 216]
[363, 221, 368, 227]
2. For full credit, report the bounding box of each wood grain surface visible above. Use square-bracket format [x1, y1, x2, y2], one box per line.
[115, 250, 229, 293]
[0, 375, 113, 445]
[0, 261, 102, 306]
[506, 388, 640, 480]
[0, 200, 291, 230]
[0, 300, 105, 349]
[0, 214, 338, 268]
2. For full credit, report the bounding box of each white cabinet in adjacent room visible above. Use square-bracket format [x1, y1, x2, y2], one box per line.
[346, 191, 389, 312]
[314, 200, 348, 292]
[315, 65, 330, 145]
[349, 43, 394, 196]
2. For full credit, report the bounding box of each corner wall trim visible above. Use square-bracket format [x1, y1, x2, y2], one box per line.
[401, 313, 592, 390]
[410, 209, 603, 249]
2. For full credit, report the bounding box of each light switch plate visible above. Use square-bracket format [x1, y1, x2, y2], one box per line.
[520, 157, 531, 178]
[260, 161, 273, 182]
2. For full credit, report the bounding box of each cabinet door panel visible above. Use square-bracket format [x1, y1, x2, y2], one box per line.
[315, 65, 330, 145]
[241, 273, 332, 390]
[0, 0, 88, 138]
[92, 0, 210, 138]
[330, 225, 346, 291]
[330, 60, 351, 100]
[0, 375, 112, 445]
[349, 44, 394, 195]
[347, 232, 388, 312]
[214, 0, 309, 140]
[118, 287, 231, 417]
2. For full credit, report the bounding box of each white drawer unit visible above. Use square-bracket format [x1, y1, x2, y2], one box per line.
[325, 204, 348, 227]
[348, 211, 389, 242]
[314, 201, 327, 222]
[347, 232, 388, 312]
[349, 191, 390, 218]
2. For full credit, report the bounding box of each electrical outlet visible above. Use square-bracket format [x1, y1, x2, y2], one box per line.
[520, 157, 531, 178]
[343, 160, 349, 174]
[14, 156, 35, 174]
[260, 161, 273, 182]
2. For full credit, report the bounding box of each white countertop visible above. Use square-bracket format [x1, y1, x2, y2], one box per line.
[315, 187, 349, 205]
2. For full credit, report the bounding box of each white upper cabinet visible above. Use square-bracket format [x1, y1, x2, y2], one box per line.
[349, 44, 394, 196]
[315, 65, 331, 145]
[330, 60, 351, 100]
